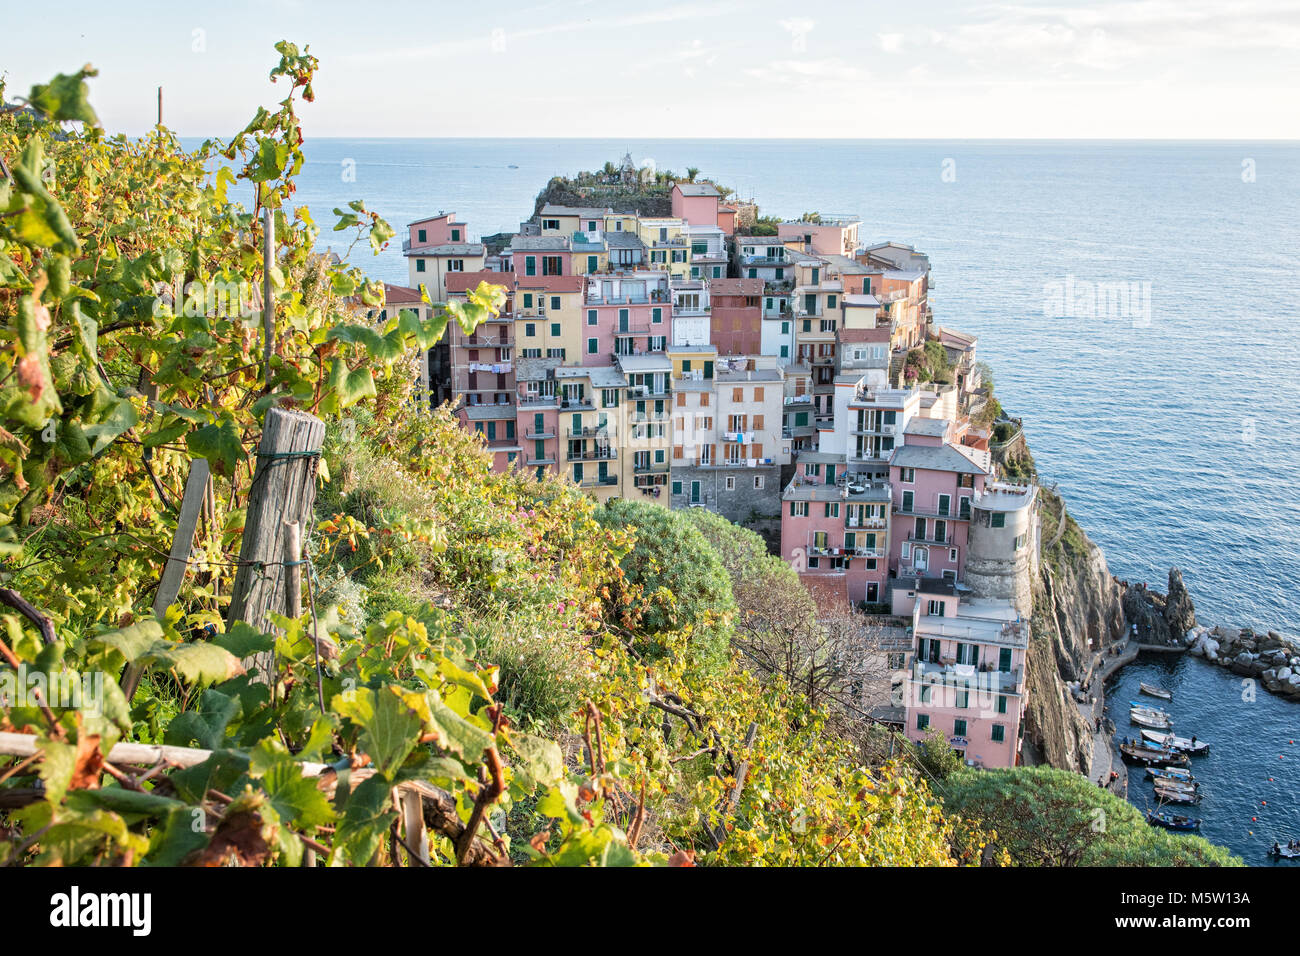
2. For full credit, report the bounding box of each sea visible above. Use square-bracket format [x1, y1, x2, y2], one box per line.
[202, 137, 1300, 861]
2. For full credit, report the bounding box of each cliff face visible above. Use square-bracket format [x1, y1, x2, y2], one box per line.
[1023, 486, 1126, 770]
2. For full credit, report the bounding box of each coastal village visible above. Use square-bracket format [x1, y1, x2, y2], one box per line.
[382, 161, 1043, 770]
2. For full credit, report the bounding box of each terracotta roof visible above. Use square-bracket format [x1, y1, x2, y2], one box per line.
[384, 283, 424, 304]
[709, 277, 764, 296]
[446, 271, 516, 295]
[799, 574, 850, 608]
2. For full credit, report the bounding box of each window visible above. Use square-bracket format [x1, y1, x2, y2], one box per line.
[551, 323, 561, 337]
[652, 307, 663, 324]
[991, 512, 1006, 528]
[602, 389, 619, 408]
[827, 294, 837, 309]
[543, 256, 562, 276]
[587, 310, 597, 326]
[900, 467, 915, 483]
[953, 719, 967, 737]
[416, 259, 426, 273]
[450, 229, 461, 242]
[938, 493, 951, 515]
[950, 548, 958, 562]
[551, 296, 561, 311]
[1014, 532, 1028, 550]
[997, 695, 1008, 714]
[525, 323, 536, 337]
[525, 256, 536, 277]
[823, 502, 840, 518]
[417, 229, 427, 243]
[542, 219, 559, 230]
[672, 480, 682, 495]
[927, 599, 945, 617]
[956, 690, 969, 709]
[725, 476, 736, 491]
[754, 476, 764, 490]
[546, 348, 565, 359]
[447, 259, 464, 272]
[587, 338, 598, 354]
[587, 255, 598, 273]
[991, 724, 1005, 743]
[916, 714, 929, 731]
[790, 501, 808, 517]
[920, 685, 931, 704]
[999, 647, 1013, 672]
[934, 519, 947, 543]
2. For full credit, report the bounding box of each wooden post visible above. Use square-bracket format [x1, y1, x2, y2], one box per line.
[281, 518, 317, 867]
[401, 788, 430, 866]
[156, 86, 162, 127]
[226, 407, 324, 678]
[121, 459, 212, 701]
[262, 207, 275, 383]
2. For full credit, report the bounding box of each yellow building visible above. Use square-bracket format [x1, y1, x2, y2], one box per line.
[637, 217, 691, 279]
[515, 275, 585, 365]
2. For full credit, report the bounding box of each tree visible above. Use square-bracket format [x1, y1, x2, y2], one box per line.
[941, 767, 1241, 866]
[682, 511, 893, 714]
[685, 166, 699, 182]
[596, 500, 735, 666]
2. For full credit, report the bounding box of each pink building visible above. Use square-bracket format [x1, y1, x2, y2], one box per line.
[406, 212, 468, 249]
[781, 453, 892, 607]
[902, 585, 1028, 768]
[887, 429, 991, 603]
[670, 182, 721, 227]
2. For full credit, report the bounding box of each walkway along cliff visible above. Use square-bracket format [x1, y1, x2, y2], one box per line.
[997, 438, 1127, 771]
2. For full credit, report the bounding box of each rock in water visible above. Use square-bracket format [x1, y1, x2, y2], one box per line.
[1164, 568, 1196, 636]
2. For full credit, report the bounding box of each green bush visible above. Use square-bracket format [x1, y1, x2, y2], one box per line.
[596, 499, 736, 667]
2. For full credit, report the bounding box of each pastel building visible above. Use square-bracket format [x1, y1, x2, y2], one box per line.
[780, 455, 892, 607]
[585, 272, 671, 362]
[670, 182, 722, 228]
[778, 216, 862, 257]
[888, 432, 992, 604]
[903, 586, 1028, 769]
[404, 213, 486, 302]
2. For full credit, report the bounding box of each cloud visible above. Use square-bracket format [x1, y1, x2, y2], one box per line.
[779, 18, 816, 37]
[878, 33, 905, 53]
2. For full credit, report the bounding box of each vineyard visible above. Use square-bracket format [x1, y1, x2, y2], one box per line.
[0, 44, 975, 867]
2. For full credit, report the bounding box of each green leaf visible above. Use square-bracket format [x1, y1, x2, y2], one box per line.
[185, 418, 246, 478]
[82, 396, 138, 456]
[332, 686, 421, 779]
[426, 694, 493, 761]
[332, 773, 395, 866]
[163, 688, 241, 750]
[212, 621, 276, 659]
[510, 733, 565, 791]
[26, 67, 100, 125]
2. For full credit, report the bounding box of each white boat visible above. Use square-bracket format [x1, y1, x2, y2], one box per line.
[1129, 704, 1172, 730]
[1146, 766, 1194, 783]
[1140, 729, 1209, 755]
[1139, 682, 1172, 700]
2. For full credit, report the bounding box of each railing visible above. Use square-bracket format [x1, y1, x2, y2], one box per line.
[567, 447, 617, 461]
[632, 461, 670, 474]
[907, 532, 952, 546]
[560, 397, 594, 410]
[846, 516, 888, 530]
[519, 395, 558, 407]
[524, 428, 555, 440]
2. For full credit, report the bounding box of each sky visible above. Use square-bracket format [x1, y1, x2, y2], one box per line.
[2, 0, 1298, 139]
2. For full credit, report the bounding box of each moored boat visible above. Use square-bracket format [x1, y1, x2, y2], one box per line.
[1270, 842, 1300, 860]
[1120, 742, 1189, 767]
[1140, 729, 1210, 755]
[1153, 783, 1200, 805]
[1147, 810, 1201, 832]
[1129, 704, 1173, 730]
[1140, 682, 1172, 700]
[1146, 766, 1194, 783]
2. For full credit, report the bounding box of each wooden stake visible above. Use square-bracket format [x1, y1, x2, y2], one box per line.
[121, 458, 212, 701]
[226, 407, 324, 679]
[262, 207, 275, 384]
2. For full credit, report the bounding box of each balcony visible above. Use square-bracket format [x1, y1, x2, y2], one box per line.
[627, 384, 671, 399]
[579, 474, 620, 488]
[895, 502, 969, 521]
[586, 294, 651, 306]
[524, 427, 555, 440]
[519, 394, 558, 408]
[906, 532, 952, 547]
[560, 397, 594, 411]
[629, 409, 669, 422]
[633, 461, 670, 474]
[845, 516, 888, 530]
[525, 455, 556, 467]
[568, 447, 618, 462]
[911, 659, 1023, 695]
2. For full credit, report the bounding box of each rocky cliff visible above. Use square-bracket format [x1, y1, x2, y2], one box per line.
[1023, 485, 1127, 770]
[1120, 569, 1196, 647]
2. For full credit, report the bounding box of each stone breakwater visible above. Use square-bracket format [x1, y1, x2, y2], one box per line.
[1185, 624, 1300, 700]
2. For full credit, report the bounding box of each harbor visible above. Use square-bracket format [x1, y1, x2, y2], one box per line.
[1096, 648, 1299, 863]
